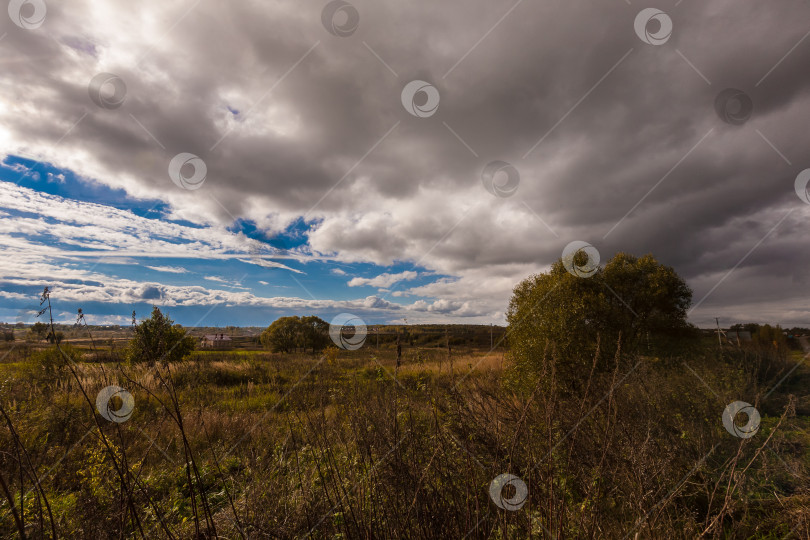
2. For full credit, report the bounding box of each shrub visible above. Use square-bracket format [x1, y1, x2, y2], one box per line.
[260, 315, 329, 353]
[126, 306, 195, 365]
[27, 344, 82, 374]
[507, 252, 693, 379]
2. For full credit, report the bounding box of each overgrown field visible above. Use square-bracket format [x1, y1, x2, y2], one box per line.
[0, 338, 808, 538]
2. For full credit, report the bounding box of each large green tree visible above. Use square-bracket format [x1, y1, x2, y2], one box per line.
[126, 306, 195, 365]
[299, 316, 330, 353]
[260, 315, 330, 353]
[261, 316, 302, 353]
[507, 253, 692, 375]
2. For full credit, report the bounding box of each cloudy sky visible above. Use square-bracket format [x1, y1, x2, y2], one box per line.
[1, 0, 809, 328]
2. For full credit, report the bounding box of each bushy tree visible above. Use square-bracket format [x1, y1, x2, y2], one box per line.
[260, 315, 330, 353]
[261, 316, 302, 353]
[507, 253, 693, 376]
[29, 321, 47, 342]
[126, 306, 195, 365]
[299, 316, 330, 353]
[29, 343, 82, 374]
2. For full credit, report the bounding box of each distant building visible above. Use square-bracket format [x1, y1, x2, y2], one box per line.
[201, 334, 232, 348]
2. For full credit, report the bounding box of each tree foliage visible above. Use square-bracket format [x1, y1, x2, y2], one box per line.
[126, 306, 195, 365]
[299, 315, 330, 352]
[507, 252, 693, 376]
[29, 321, 48, 341]
[260, 315, 330, 353]
[260, 316, 300, 353]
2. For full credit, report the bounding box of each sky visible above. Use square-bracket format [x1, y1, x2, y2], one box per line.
[0, 0, 809, 328]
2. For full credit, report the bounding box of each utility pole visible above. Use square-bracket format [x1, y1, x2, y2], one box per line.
[490, 323, 493, 350]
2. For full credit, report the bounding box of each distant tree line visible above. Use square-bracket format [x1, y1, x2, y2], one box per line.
[9, 321, 65, 343]
[730, 323, 809, 337]
[729, 322, 799, 357]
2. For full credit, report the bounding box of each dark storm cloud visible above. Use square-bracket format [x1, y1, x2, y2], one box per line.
[1, 0, 809, 324]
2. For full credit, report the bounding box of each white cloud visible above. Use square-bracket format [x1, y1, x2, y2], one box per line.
[0, 181, 307, 269]
[0, 291, 30, 300]
[204, 275, 249, 290]
[0, 182, 496, 320]
[348, 271, 418, 288]
[145, 265, 188, 274]
[236, 258, 304, 274]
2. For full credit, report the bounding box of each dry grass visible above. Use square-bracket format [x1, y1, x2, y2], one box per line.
[0, 341, 808, 538]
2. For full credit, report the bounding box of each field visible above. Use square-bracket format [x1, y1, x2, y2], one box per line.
[0, 328, 808, 538]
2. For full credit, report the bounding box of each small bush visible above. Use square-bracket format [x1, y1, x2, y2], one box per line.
[25, 344, 82, 376]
